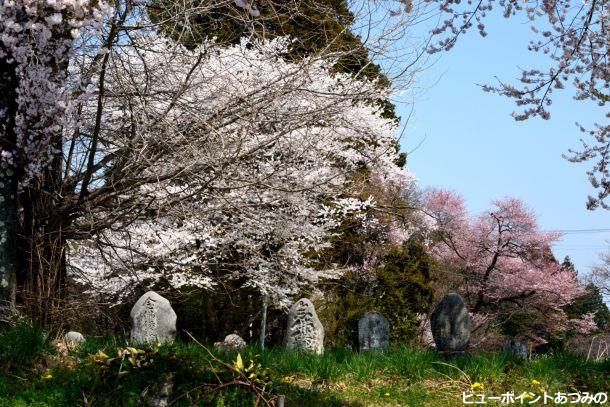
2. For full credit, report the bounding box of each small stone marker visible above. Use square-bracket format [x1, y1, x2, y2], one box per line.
[214, 334, 247, 353]
[283, 298, 324, 355]
[64, 331, 85, 345]
[130, 291, 177, 344]
[503, 338, 528, 360]
[142, 373, 174, 407]
[358, 312, 389, 352]
[430, 292, 471, 355]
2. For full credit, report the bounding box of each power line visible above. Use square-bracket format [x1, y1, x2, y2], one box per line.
[545, 228, 610, 234]
[554, 246, 608, 249]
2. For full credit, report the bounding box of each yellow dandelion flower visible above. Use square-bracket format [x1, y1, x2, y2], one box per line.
[384, 392, 391, 397]
[42, 373, 52, 380]
[471, 382, 484, 391]
[531, 380, 541, 385]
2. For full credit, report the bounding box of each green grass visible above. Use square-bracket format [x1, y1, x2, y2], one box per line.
[0, 322, 54, 373]
[0, 326, 608, 406]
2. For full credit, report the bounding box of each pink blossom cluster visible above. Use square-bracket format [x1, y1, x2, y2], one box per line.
[425, 188, 597, 339]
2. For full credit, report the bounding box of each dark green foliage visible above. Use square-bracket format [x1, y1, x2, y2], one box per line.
[151, 0, 382, 79]
[373, 240, 435, 341]
[561, 256, 577, 275]
[150, 0, 398, 120]
[0, 321, 54, 373]
[562, 255, 610, 331]
[169, 284, 287, 347]
[316, 214, 371, 271]
[319, 237, 434, 347]
[395, 151, 407, 168]
[565, 283, 610, 331]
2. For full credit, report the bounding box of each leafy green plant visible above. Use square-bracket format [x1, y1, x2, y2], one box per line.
[0, 321, 54, 372]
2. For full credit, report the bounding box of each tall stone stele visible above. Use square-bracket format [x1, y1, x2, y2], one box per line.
[430, 292, 471, 355]
[503, 338, 528, 360]
[358, 312, 390, 352]
[130, 291, 177, 345]
[283, 298, 324, 355]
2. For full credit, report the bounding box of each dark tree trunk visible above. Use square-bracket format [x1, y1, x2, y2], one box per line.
[18, 126, 67, 327]
[0, 30, 69, 326]
[0, 58, 19, 314]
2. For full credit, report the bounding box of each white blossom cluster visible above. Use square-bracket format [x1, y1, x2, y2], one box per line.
[0, 0, 112, 185]
[67, 35, 415, 305]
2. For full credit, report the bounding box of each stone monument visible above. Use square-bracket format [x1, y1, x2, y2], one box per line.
[64, 331, 85, 345]
[214, 334, 247, 353]
[130, 291, 177, 344]
[358, 312, 390, 352]
[430, 292, 471, 356]
[503, 338, 528, 360]
[283, 298, 324, 355]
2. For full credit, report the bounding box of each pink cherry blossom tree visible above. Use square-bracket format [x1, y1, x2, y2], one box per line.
[424, 188, 596, 344]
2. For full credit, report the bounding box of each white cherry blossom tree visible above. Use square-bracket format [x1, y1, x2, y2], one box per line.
[67, 37, 416, 307]
[0, 0, 422, 323]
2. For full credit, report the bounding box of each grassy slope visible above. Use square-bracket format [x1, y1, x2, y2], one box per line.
[0, 334, 608, 406]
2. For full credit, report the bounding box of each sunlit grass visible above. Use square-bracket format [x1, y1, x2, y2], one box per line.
[0, 328, 608, 406]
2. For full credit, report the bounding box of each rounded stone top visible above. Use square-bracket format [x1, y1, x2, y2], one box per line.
[224, 334, 245, 342]
[130, 291, 173, 317]
[360, 311, 389, 322]
[291, 298, 316, 310]
[64, 331, 85, 344]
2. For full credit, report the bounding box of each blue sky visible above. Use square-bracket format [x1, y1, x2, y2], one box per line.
[396, 11, 609, 278]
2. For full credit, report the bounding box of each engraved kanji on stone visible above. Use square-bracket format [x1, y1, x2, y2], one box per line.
[130, 291, 177, 344]
[283, 298, 324, 355]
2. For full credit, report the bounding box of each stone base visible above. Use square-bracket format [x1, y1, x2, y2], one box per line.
[359, 347, 389, 353]
[437, 350, 469, 359]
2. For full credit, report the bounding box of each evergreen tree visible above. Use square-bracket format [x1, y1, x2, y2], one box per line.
[560, 256, 609, 331]
[562, 256, 578, 277]
[150, 0, 397, 119]
[318, 236, 435, 347]
[566, 283, 610, 331]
